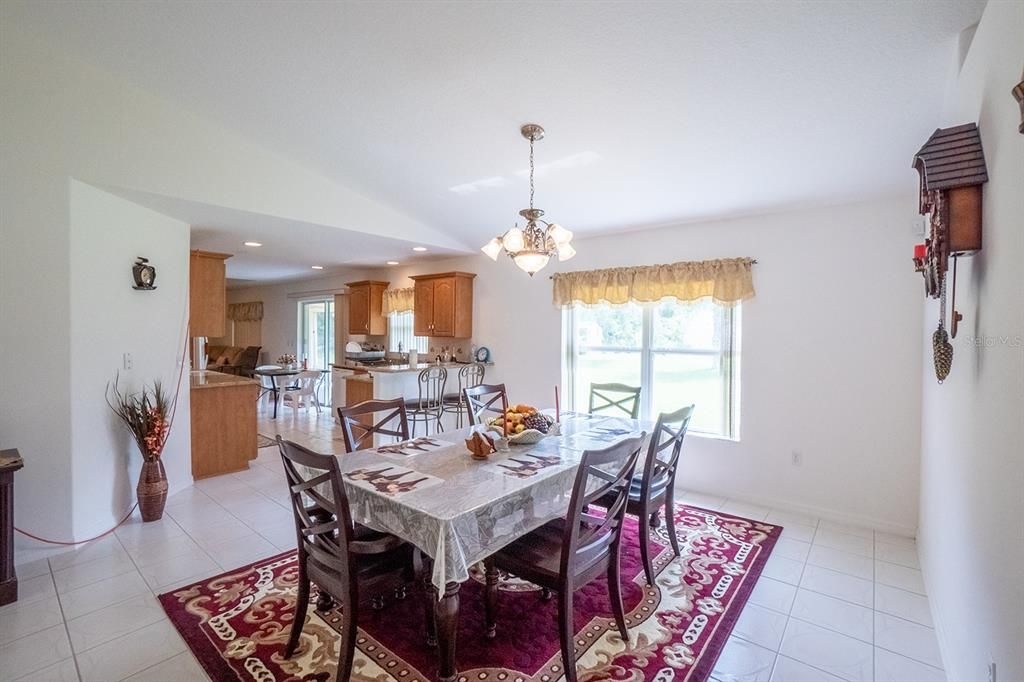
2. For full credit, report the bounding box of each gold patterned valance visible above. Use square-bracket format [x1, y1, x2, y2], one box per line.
[382, 287, 415, 315]
[227, 301, 263, 321]
[552, 258, 755, 308]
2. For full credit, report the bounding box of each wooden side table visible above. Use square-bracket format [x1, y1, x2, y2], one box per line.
[0, 448, 24, 606]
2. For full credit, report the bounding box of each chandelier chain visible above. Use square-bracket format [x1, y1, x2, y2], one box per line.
[529, 137, 535, 211]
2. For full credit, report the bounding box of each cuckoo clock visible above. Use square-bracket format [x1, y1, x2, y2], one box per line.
[911, 123, 988, 381]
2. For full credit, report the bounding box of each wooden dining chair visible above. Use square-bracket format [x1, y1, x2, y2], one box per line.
[483, 434, 645, 682]
[337, 398, 410, 453]
[463, 383, 509, 430]
[589, 382, 642, 419]
[593, 404, 694, 585]
[277, 437, 415, 682]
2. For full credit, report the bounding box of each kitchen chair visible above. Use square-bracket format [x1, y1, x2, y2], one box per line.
[404, 366, 447, 436]
[483, 434, 645, 682]
[589, 382, 642, 419]
[283, 370, 322, 415]
[440, 363, 485, 428]
[463, 383, 509, 430]
[277, 437, 416, 682]
[338, 398, 410, 453]
[593, 404, 693, 585]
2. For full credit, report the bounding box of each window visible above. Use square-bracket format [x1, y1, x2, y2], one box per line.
[388, 311, 429, 354]
[564, 298, 740, 438]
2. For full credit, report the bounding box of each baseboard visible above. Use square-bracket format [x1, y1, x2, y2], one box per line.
[678, 483, 918, 538]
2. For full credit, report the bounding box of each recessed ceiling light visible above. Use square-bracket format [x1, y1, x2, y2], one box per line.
[412, 246, 428, 252]
[386, 261, 400, 265]
[243, 241, 262, 247]
[311, 265, 324, 270]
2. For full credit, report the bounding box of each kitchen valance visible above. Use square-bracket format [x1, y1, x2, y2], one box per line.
[551, 257, 755, 308]
[226, 301, 263, 321]
[382, 287, 415, 314]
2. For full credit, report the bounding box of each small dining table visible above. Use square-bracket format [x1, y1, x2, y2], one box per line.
[320, 411, 652, 681]
[253, 367, 301, 419]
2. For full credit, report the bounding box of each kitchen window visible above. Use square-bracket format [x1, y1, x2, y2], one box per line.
[388, 311, 429, 354]
[563, 298, 740, 439]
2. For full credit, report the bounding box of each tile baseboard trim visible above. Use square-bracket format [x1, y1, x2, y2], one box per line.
[677, 484, 918, 538]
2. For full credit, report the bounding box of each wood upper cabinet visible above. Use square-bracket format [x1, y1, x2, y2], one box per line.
[413, 279, 434, 336]
[189, 250, 231, 338]
[346, 281, 388, 335]
[410, 272, 475, 338]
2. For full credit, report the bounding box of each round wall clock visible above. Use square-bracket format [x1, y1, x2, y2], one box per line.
[132, 257, 157, 290]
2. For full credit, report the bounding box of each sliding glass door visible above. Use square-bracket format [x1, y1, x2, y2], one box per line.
[298, 298, 335, 404]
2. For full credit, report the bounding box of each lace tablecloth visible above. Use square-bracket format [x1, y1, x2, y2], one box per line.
[333, 413, 650, 591]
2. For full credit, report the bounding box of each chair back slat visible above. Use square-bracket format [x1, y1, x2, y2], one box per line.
[456, 363, 486, 399]
[463, 383, 509, 427]
[338, 398, 410, 452]
[277, 437, 355, 576]
[638, 405, 694, 502]
[560, 434, 645, 576]
[588, 383, 642, 418]
[410, 366, 447, 411]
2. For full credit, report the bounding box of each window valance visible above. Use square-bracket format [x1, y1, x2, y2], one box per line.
[551, 257, 755, 308]
[382, 287, 415, 315]
[226, 301, 264, 321]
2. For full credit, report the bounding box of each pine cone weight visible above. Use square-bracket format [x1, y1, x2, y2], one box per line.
[932, 327, 953, 383]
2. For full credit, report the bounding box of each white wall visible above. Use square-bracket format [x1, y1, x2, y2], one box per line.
[0, 25, 447, 541]
[378, 195, 924, 533]
[69, 182, 192, 537]
[917, 2, 1024, 680]
[227, 269, 378, 365]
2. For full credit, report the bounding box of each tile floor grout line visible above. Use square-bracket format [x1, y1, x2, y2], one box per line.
[48, 558, 84, 682]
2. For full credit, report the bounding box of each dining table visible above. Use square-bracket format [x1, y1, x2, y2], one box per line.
[316, 410, 653, 682]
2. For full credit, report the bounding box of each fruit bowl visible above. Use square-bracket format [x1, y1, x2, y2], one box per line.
[487, 404, 557, 444]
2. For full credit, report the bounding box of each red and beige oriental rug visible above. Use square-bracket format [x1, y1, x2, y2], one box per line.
[160, 504, 780, 681]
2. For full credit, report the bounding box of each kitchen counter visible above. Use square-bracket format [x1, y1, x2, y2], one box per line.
[190, 370, 259, 389]
[331, 361, 481, 374]
[189, 370, 258, 479]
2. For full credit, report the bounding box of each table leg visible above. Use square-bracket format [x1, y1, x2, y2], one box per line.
[271, 376, 280, 419]
[431, 581, 461, 682]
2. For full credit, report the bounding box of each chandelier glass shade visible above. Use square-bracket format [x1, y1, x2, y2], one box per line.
[481, 124, 575, 276]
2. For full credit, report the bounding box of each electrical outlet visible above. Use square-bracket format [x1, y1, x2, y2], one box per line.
[989, 661, 997, 682]
[791, 450, 803, 466]
[123, 352, 133, 370]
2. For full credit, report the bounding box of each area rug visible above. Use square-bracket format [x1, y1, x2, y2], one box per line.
[160, 505, 781, 682]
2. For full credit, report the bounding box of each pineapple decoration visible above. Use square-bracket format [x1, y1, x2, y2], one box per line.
[933, 279, 953, 383]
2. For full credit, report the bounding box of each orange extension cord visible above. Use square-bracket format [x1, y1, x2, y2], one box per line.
[14, 330, 190, 546]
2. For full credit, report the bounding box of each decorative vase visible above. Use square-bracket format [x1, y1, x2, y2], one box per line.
[137, 459, 168, 522]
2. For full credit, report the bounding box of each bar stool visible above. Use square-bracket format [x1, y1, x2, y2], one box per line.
[404, 366, 447, 437]
[440, 363, 485, 429]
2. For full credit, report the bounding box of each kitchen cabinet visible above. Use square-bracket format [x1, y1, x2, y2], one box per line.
[410, 272, 475, 338]
[189, 250, 231, 337]
[346, 280, 388, 335]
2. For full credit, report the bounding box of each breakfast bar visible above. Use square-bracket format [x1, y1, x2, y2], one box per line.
[189, 370, 259, 479]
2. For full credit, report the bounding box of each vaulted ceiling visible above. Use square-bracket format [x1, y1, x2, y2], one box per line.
[7, 0, 985, 261]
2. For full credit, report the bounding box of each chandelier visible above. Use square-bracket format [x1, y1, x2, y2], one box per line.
[480, 123, 575, 276]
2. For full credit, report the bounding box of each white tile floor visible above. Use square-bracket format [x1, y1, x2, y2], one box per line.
[4, 410, 945, 682]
